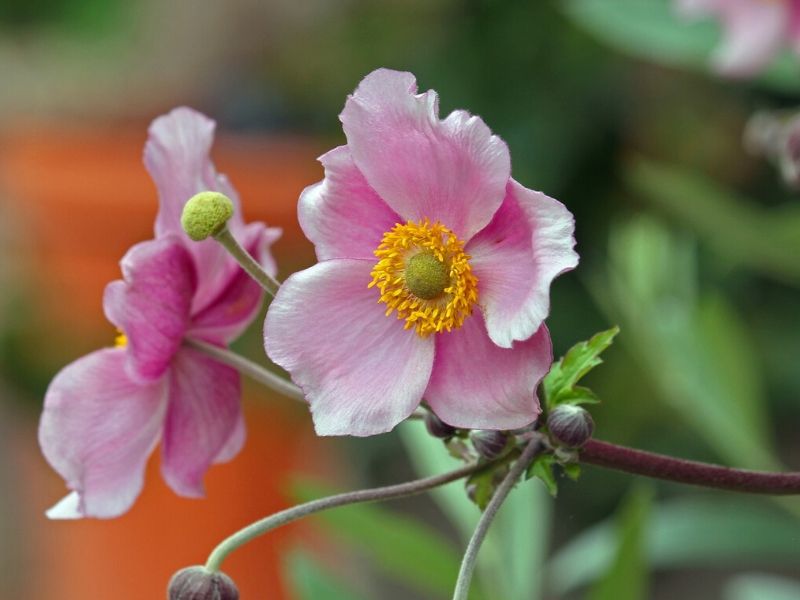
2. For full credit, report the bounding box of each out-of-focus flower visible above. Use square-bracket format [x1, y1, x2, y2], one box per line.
[265, 69, 578, 437]
[744, 109, 800, 188]
[676, 0, 800, 77]
[39, 108, 280, 519]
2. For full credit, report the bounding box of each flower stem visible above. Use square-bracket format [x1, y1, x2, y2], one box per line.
[214, 226, 281, 297]
[581, 439, 800, 494]
[451, 438, 544, 600]
[185, 338, 304, 402]
[204, 460, 492, 573]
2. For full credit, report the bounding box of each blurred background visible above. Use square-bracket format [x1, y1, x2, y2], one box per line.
[1, 0, 799, 598]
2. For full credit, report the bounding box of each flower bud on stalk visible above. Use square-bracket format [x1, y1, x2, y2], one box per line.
[181, 191, 234, 241]
[168, 566, 239, 600]
[425, 412, 457, 439]
[471, 430, 509, 460]
[547, 405, 594, 448]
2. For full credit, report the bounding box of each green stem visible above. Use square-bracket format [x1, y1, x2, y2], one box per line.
[185, 338, 304, 402]
[205, 460, 492, 572]
[452, 438, 543, 600]
[214, 226, 280, 297]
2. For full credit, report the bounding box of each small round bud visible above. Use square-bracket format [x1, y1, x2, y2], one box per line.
[425, 412, 457, 439]
[181, 191, 234, 241]
[547, 405, 594, 448]
[168, 566, 239, 600]
[471, 430, 509, 460]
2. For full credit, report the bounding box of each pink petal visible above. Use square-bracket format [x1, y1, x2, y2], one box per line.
[264, 259, 435, 436]
[39, 348, 168, 519]
[468, 180, 578, 348]
[425, 315, 551, 430]
[340, 69, 510, 241]
[144, 107, 278, 315]
[213, 411, 246, 464]
[299, 145, 401, 260]
[160, 347, 242, 497]
[188, 222, 282, 344]
[103, 237, 196, 382]
[677, 0, 788, 77]
[145, 107, 244, 237]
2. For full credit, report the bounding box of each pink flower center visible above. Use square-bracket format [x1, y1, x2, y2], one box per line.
[368, 219, 478, 337]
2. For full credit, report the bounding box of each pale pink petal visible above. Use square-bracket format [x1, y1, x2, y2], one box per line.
[340, 69, 510, 240]
[676, 0, 788, 77]
[103, 237, 195, 382]
[188, 222, 281, 344]
[299, 145, 401, 260]
[213, 411, 246, 464]
[264, 259, 435, 436]
[425, 316, 551, 430]
[789, 0, 800, 53]
[145, 107, 244, 237]
[468, 180, 577, 348]
[39, 348, 168, 519]
[160, 348, 242, 497]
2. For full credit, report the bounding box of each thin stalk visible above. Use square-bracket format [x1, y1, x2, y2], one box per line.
[581, 439, 800, 494]
[214, 226, 280, 297]
[452, 438, 543, 600]
[185, 338, 304, 402]
[205, 460, 492, 572]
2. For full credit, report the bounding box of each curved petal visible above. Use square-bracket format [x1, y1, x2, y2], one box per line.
[299, 145, 401, 261]
[213, 411, 246, 464]
[425, 316, 551, 430]
[468, 180, 578, 348]
[145, 107, 244, 237]
[677, 0, 787, 77]
[340, 69, 510, 240]
[265, 259, 435, 436]
[188, 222, 282, 344]
[39, 348, 168, 519]
[103, 237, 196, 382]
[160, 347, 242, 497]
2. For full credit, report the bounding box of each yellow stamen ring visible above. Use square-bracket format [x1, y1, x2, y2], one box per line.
[368, 220, 478, 337]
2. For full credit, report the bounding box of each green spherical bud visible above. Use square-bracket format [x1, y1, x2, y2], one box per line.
[168, 566, 239, 600]
[405, 252, 449, 299]
[181, 191, 234, 241]
[547, 405, 594, 448]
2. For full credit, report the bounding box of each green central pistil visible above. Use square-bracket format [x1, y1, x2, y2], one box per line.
[405, 252, 449, 300]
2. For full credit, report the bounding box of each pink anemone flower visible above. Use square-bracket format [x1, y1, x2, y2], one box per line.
[39, 108, 280, 518]
[265, 69, 578, 437]
[676, 0, 800, 77]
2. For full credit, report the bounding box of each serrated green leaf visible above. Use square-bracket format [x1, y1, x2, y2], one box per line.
[543, 326, 619, 410]
[554, 386, 601, 406]
[527, 454, 558, 497]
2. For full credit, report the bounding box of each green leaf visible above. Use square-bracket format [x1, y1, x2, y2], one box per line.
[563, 463, 582, 481]
[549, 497, 800, 596]
[290, 479, 463, 599]
[589, 486, 653, 600]
[466, 467, 500, 511]
[590, 217, 779, 471]
[285, 551, 367, 600]
[562, 0, 800, 93]
[543, 326, 619, 410]
[526, 454, 558, 497]
[626, 159, 800, 288]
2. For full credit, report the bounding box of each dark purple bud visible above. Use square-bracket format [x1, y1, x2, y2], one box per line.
[471, 430, 509, 460]
[425, 412, 457, 439]
[168, 566, 239, 600]
[547, 405, 594, 448]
